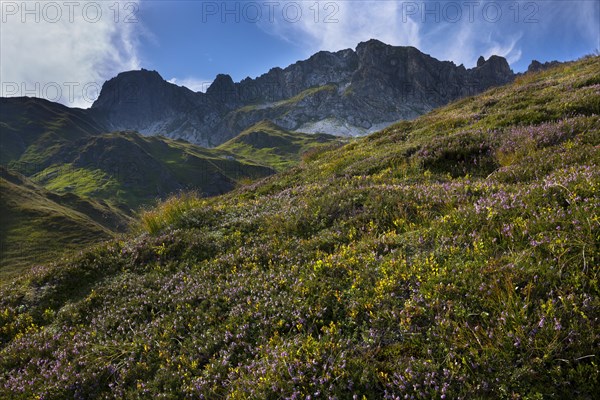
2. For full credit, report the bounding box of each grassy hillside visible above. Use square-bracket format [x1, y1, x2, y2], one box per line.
[217, 120, 341, 171]
[0, 97, 106, 165]
[0, 56, 599, 399]
[0, 167, 130, 278]
[0, 99, 276, 277]
[24, 130, 275, 209]
[1, 98, 276, 209]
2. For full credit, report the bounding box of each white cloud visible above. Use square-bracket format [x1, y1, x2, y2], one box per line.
[483, 34, 523, 65]
[262, 1, 421, 55]
[427, 21, 523, 68]
[0, 0, 141, 108]
[260, 0, 600, 69]
[167, 77, 213, 93]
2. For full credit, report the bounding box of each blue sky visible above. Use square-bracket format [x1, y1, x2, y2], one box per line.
[1, 0, 599, 107]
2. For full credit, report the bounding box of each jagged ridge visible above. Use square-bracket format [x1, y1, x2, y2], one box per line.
[92, 39, 514, 146]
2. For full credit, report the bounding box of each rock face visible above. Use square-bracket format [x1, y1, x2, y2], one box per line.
[91, 69, 223, 145]
[92, 40, 515, 146]
[526, 60, 563, 73]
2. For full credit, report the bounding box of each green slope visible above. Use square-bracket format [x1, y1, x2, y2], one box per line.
[1, 56, 599, 399]
[0, 99, 276, 276]
[1, 98, 276, 210]
[0, 97, 106, 166]
[217, 120, 341, 171]
[25, 130, 275, 209]
[0, 167, 130, 278]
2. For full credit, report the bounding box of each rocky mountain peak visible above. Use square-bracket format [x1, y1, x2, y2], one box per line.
[207, 74, 237, 102]
[91, 69, 203, 136]
[527, 59, 562, 73]
[93, 69, 184, 109]
[355, 38, 389, 53]
[91, 40, 516, 146]
[473, 55, 513, 86]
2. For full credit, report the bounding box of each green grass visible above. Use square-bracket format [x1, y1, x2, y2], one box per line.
[236, 85, 337, 114]
[31, 164, 120, 198]
[0, 167, 131, 279]
[9, 130, 275, 210]
[217, 120, 341, 171]
[0, 56, 599, 399]
[0, 105, 282, 278]
[276, 84, 337, 107]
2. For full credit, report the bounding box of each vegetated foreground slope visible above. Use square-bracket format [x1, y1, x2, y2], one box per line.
[1, 57, 599, 398]
[0, 116, 276, 275]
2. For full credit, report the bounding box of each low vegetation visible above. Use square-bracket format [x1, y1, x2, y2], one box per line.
[0, 125, 275, 274]
[217, 120, 341, 171]
[1, 57, 599, 398]
[0, 167, 130, 279]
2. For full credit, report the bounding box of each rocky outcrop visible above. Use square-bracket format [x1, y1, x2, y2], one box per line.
[526, 59, 563, 73]
[92, 40, 516, 145]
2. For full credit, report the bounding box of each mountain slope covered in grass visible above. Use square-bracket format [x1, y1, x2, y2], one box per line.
[217, 120, 341, 171]
[22, 130, 275, 209]
[0, 97, 107, 166]
[0, 167, 130, 278]
[1, 100, 277, 275]
[1, 97, 277, 210]
[1, 56, 599, 399]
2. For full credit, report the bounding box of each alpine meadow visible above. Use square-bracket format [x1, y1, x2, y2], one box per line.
[1, 52, 599, 399]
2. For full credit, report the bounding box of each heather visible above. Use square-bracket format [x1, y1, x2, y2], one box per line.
[1, 57, 599, 399]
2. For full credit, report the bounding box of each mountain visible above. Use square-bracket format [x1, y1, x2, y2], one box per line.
[25, 130, 275, 209]
[216, 120, 341, 171]
[526, 59, 563, 73]
[0, 97, 108, 166]
[0, 167, 130, 278]
[1, 97, 276, 209]
[1, 56, 598, 398]
[92, 39, 514, 146]
[0, 98, 277, 275]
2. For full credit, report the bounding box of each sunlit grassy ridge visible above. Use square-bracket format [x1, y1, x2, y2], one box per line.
[1, 57, 599, 399]
[0, 167, 130, 279]
[15, 130, 276, 209]
[217, 120, 341, 171]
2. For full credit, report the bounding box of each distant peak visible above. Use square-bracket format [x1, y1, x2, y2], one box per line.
[474, 55, 512, 74]
[356, 38, 388, 49]
[118, 69, 162, 78]
[206, 74, 236, 98]
[526, 59, 562, 73]
[355, 39, 422, 59]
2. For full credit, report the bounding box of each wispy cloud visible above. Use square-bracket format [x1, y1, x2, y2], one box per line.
[261, 0, 598, 69]
[426, 20, 524, 68]
[0, 0, 141, 108]
[167, 77, 213, 93]
[262, 1, 420, 54]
